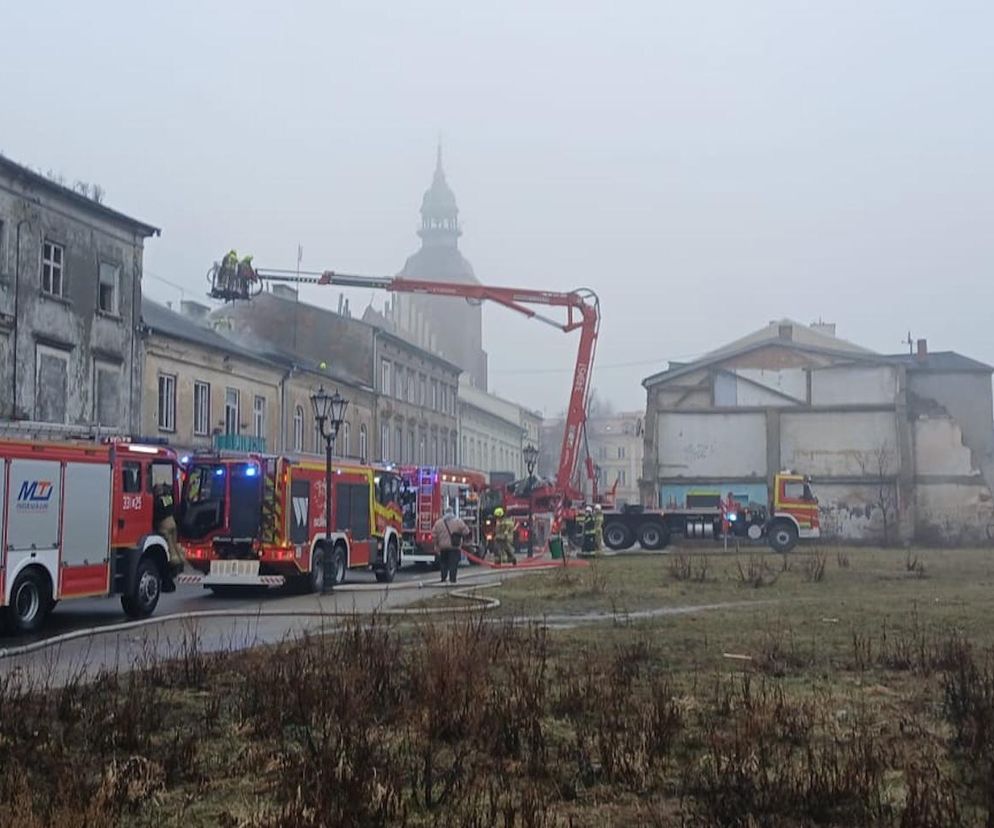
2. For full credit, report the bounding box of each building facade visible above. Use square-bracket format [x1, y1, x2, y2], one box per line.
[587, 412, 645, 506]
[458, 378, 528, 477]
[386, 146, 488, 390]
[213, 288, 454, 464]
[642, 320, 994, 544]
[0, 155, 158, 433]
[143, 298, 376, 459]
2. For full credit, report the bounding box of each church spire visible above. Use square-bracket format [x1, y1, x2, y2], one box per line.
[418, 141, 461, 248]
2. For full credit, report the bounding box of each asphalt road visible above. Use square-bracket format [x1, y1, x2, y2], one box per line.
[0, 565, 498, 686]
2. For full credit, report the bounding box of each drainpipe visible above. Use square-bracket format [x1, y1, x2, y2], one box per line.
[11, 218, 30, 420]
[278, 364, 297, 453]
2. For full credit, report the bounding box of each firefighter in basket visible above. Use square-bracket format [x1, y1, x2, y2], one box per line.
[492, 507, 517, 565]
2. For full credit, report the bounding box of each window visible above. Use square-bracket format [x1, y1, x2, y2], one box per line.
[93, 361, 121, 427]
[431, 379, 438, 410]
[341, 421, 351, 457]
[253, 395, 266, 439]
[393, 365, 401, 399]
[441, 384, 448, 415]
[381, 359, 391, 395]
[193, 381, 211, 436]
[619, 469, 627, 486]
[35, 345, 69, 423]
[293, 406, 304, 452]
[407, 368, 416, 403]
[598, 446, 608, 461]
[452, 436, 458, 467]
[41, 240, 64, 297]
[784, 481, 815, 502]
[431, 436, 438, 465]
[419, 432, 426, 465]
[98, 262, 119, 314]
[408, 429, 415, 464]
[224, 388, 240, 435]
[380, 423, 390, 460]
[0, 219, 5, 272]
[618, 446, 626, 460]
[419, 374, 427, 406]
[441, 436, 448, 465]
[359, 424, 368, 461]
[122, 462, 142, 494]
[157, 373, 177, 432]
[395, 426, 403, 462]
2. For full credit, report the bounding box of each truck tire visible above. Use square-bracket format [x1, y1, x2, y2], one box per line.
[122, 556, 162, 619]
[288, 546, 325, 595]
[4, 567, 51, 634]
[638, 520, 671, 551]
[768, 521, 799, 554]
[331, 543, 347, 586]
[375, 539, 399, 583]
[603, 521, 635, 551]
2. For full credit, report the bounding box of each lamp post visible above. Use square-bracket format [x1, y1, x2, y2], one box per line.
[522, 443, 539, 557]
[311, 385, 349, 593]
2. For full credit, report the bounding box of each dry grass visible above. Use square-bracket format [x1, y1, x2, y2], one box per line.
[4, 546, 994, 825]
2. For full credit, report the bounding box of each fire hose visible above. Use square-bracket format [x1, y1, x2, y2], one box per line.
[0, 576, 508, 660]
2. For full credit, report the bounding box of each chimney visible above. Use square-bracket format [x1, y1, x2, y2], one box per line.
[180, 299, 211, 323]
[810, 321, 836, 337]
[916, 338, 928, 360]
[272, 284, 298, 301]
[777, 323, 793, 341]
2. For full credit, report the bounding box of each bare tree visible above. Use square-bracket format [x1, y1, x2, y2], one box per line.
[856, 445, 898, 545]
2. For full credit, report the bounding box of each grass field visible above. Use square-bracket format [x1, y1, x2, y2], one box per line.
[3, 545, 994, 826]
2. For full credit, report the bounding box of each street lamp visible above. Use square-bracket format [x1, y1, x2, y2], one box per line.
[523, 443, 538, 479]
[522, 443, 538, 557]
[310, 385, 349, 592]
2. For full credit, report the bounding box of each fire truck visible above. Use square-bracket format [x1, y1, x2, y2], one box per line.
[178, 453, 404, 591]
[0, 436, 179, 633]
[599, 471, 821, 553]
[399, 467, 488, 565]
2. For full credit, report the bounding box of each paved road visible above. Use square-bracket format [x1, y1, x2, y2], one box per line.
[0, 566, 498, 685]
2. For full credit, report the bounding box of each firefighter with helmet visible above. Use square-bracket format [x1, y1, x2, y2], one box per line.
[582, 506, 597, 554]
[214, 249, 239, 300]
[492, 507, 517, 565]
[153, 480, 186, 591]
[593, 503, 604, 552]
[236, 254, 257, 299]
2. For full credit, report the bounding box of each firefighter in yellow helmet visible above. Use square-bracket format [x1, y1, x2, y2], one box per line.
[492, 507, 517, 566]
[215, 249, 239, 299]
[236, 254, 256, 299]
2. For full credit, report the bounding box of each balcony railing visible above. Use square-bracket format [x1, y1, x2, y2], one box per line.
[213, 433, 266, 452]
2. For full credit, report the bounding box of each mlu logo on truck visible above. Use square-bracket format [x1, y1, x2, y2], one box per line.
[17, 480, 54, 510]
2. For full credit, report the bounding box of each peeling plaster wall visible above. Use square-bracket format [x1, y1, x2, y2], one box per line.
[813, 482, 899, 542]
[657, 412, 766, 478]
[810, 365, 897, 406]
[0, 174, 150, 432]
[781, 411, 899, 477]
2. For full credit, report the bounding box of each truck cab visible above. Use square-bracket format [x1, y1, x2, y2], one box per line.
[767, 471, 821, 552]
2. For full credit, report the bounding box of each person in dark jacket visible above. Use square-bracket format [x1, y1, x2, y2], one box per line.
[432, 508, 469, 584]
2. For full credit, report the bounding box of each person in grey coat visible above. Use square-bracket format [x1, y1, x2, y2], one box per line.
[431, 507, 470, 584]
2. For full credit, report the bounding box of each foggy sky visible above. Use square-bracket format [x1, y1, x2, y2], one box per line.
[3, 1, 992, 416]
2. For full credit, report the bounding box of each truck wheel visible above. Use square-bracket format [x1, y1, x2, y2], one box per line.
[375, 539, 399, 583]
[331, 544, 347, 585]
[122, 556, 162, 619]
[4, 568, 51, 634]
[638, 521, 670, 551]
[768, 521, 799, 554]
[603, 521, 634, 551]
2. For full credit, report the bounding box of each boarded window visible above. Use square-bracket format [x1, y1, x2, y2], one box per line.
[94, 362, 121, 426]
[36, 346, 68, 423]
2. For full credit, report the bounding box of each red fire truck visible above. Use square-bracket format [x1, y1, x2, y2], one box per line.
[399, 466, 488, 565]
[178, 453, 404, 592]
[0, 437, 179, 633]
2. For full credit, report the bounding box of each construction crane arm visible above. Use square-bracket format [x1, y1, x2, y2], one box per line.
[209, 258, 600, 498]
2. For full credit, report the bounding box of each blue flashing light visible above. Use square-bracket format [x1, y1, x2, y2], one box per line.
[727, 513, 738, 522]
[214, 467, 225, 477]
[180, 455, 190, 465]
[244, 465, 258, 477]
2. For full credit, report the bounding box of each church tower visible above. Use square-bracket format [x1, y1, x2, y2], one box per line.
[389, 146, 488, 389]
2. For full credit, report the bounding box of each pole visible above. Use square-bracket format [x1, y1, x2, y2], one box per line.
[322, 430, 334, 593]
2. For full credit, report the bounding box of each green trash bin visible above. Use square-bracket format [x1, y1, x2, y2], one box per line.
[549, 536, 564, 560]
